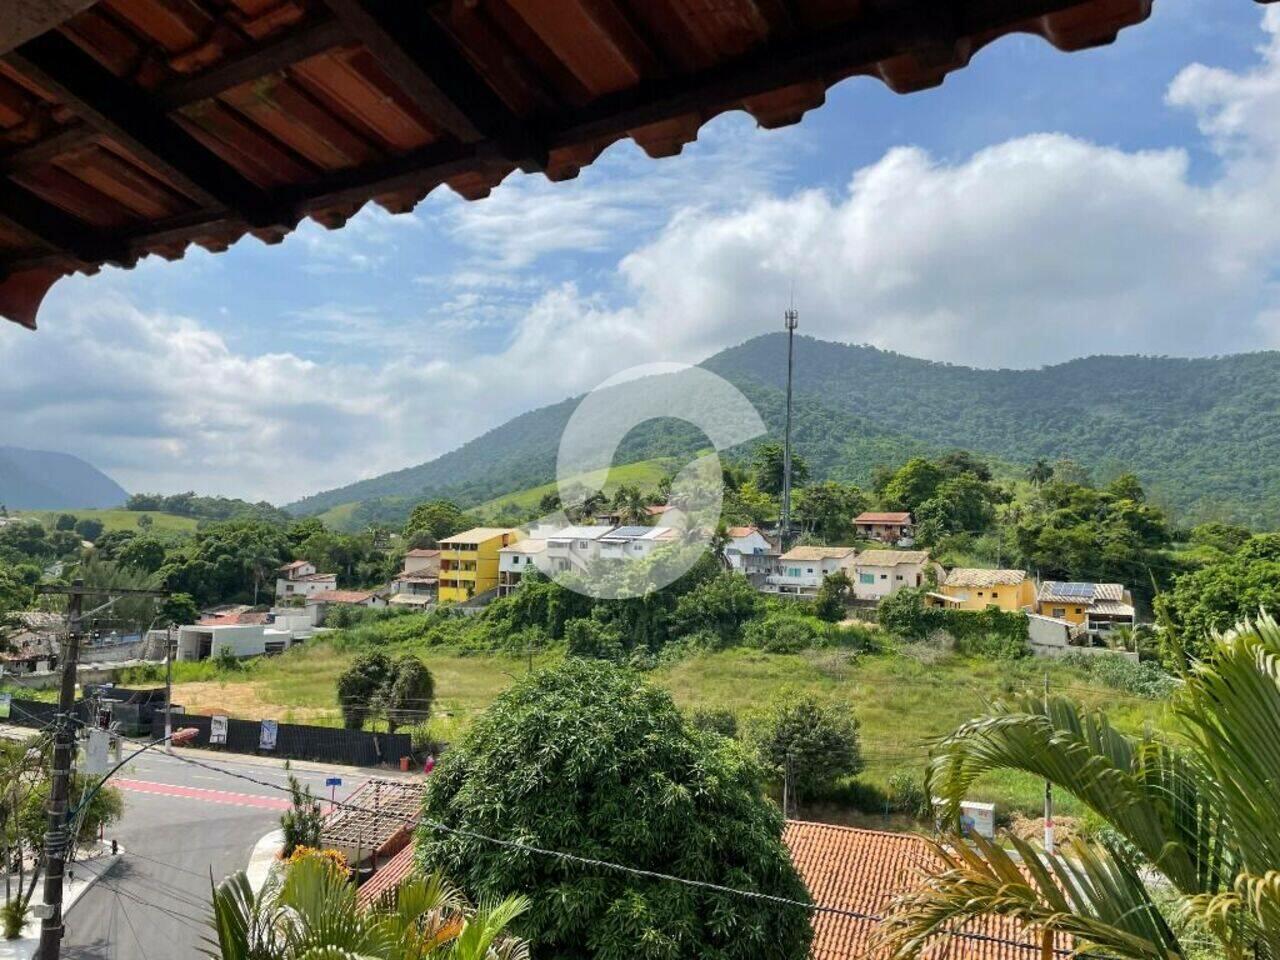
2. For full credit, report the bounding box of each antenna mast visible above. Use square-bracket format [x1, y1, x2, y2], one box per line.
[780, 294, 798, 551]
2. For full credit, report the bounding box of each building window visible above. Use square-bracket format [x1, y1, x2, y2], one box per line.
[1053, 607, 1066, 618]
[880, 574, 888, 580]
[859, 573, 875, 585]
[806, 568, 814, 574]
[991, 592, 999, 600]
[895, 574, 903, 580]
[977, 591, 984, 597]
[1075, 607, 1083, 614]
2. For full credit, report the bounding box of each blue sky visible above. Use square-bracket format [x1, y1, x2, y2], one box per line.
[1, 0, 1276, 503]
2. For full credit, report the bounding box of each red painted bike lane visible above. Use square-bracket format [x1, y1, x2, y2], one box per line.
[114, 777, 293, 811]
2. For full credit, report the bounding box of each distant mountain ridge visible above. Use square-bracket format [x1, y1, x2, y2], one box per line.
[288, 335, 1280, 528]
[0, 446, 128, 510]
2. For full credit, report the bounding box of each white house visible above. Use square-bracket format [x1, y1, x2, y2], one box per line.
[764, 546, 857, 597]
[853, 512, 914, 544]
[597, 525, 675, 561]
[304, 590, 388, 624]
[498, 539, 549, 596]
[723, 526, 776, 574]
[544, 525, 616, 573]
[401, 549, 440, 576]
[175, 609, 315, 662]
[846, 549, 935, 602]
[275, 560, 337, 601]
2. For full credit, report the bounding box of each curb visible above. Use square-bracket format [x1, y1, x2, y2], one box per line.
[246, 829, 284, 894]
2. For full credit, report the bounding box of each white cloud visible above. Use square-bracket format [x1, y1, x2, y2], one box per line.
[7, 13, 1280, 502]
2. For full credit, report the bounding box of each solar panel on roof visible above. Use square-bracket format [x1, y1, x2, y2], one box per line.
[1058, 583, 1095, 598]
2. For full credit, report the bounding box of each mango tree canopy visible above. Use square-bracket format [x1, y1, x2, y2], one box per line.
[0, 0, 1166, 329]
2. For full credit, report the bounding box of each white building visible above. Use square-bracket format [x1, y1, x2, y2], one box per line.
[764, 546, 857, 597]
[545, 525, 616, 573]
[175, 609, 314, 662]
[846, 549, 935, 602]
[597, 525, 674, 561]
[401, 549, 440, 576]
[275, 560, 337, 601]
[723, 526, 776, 574]
[304, 590, 388, 624]
[498, 539, 549, 596]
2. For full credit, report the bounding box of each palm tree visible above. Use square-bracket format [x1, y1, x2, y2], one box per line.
[612, 486, 648, 526]
[208, 854, 530, 959]
[1027, 459, 1054, 487]
[878, 614, 1280, 960]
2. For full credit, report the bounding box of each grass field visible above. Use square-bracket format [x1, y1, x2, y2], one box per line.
[469, 457, 681, 519]
[18, 508, 199, 535]
[314, 501, 360, 530]
[166, 640, 1170, 822]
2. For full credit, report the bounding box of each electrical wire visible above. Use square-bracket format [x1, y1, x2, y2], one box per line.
[98, 729, 1075, 956]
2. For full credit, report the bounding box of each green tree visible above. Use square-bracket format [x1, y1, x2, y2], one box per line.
[814, 569, 852, 622]
[563, 616, 624, 661]
[881, 457, 946, 513]
[880, 614, 1280, 960]
[73, 517, 104, 542]
[336, 652, 393, 729]
[381, 655, 434, 733]
[135, 513, 154, 530]
[1189, 521, 1252, 555]
[794, 481, 868, 542]
[747, 694, 863, 801]
[403, 500, 468, 547]
[670, 571, 762, 646]
[209, 854, 530, 960]
[752, 440, 810, 497]
[54, 513, 77, 531]
[1107, 471, 1147, 503]
[278, 772, 323, 857]
[1026, 459, 1054, 486]
[159, 592, 199, 627]
[420, 660, 813, 960]
[1156, 534, 1280, 666]
[117, 535, 167, 573]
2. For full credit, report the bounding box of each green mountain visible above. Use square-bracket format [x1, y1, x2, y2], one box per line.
[0, 446, 129, 511]
[288, 335, 1280, 528]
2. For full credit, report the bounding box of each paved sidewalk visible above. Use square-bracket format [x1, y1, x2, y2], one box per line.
[0, 842, 122, 960]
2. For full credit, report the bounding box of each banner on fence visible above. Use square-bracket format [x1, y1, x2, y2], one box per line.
[83, 728, 110, 776]
[259, 719, 278, 751]
[0, 693, 11, 720]
[210, 715, 228, 745]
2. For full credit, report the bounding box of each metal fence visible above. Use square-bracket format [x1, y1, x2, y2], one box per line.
[150, 712, 412, 768]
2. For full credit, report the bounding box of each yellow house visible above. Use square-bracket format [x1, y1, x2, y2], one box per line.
[932, 568, 1036, 612]
[1036, 582, 1136, 632]
[438, 527, 520, 603]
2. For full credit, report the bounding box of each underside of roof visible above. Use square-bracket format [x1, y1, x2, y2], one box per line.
[0, 0, 1165, 329]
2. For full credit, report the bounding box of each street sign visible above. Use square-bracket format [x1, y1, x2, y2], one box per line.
[325, 777, 342, 788]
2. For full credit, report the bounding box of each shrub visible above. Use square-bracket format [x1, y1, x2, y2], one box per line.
[743, 611, 825, 653]
[747, 694, 863, 801]
[420, 660, 814, 960]
[886, 772, 930, 818]
[690, 707, 738, 739]
[213, 644, 241, 672]
[279, 773, 323, 857]
[1064, 653, 1177, 699]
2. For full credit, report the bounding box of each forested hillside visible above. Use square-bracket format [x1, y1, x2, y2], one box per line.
[288, 336, 1280, 528]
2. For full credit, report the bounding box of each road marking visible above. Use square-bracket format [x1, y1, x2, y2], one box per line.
[115, 778, 293, 811]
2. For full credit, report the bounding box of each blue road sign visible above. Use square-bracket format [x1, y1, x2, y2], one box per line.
[325, 777, 342, 788]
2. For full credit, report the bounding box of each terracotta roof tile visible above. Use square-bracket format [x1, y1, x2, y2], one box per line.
[783, 821, 1068, 960]
[855, 512, 913, 524]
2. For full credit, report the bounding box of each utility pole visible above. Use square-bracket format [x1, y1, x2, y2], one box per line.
[780, 305, 798, 551]
[1043, 673, 1054, 856]
[34, 582, 168, 960]
[163, 625, 174, 753]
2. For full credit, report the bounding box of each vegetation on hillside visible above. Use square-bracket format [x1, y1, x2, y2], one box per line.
[286, 335, 1280, 528]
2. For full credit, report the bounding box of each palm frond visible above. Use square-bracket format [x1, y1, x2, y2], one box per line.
[876, 834, 1185, 960]
[928, 695, 1228, 894]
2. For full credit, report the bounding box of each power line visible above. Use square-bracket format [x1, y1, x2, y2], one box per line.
[96, 729, 1074, 956]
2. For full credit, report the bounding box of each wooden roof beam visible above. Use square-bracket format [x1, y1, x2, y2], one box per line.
[317, 0, 547, 171]
[0, 179, 123, 264]
[3, 30, 280, 227]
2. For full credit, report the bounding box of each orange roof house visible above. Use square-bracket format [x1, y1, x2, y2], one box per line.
[0, 0, 1155, 330]
[783, 820, 1068, 960]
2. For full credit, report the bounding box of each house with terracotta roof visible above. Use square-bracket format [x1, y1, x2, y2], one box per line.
[401, 549, 440, 577]
[764, 546, 857, 598]
[783, 820, 1066, 960]
[274, 560, 337, 602]
[1035, 582, 1136, 638]
[854, 512, 914, 544]
[932, 569, 1036, 613]
[723, 526, 777, 576]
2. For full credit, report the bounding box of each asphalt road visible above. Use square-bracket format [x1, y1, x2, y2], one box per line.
[59, 750, 373, 960]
